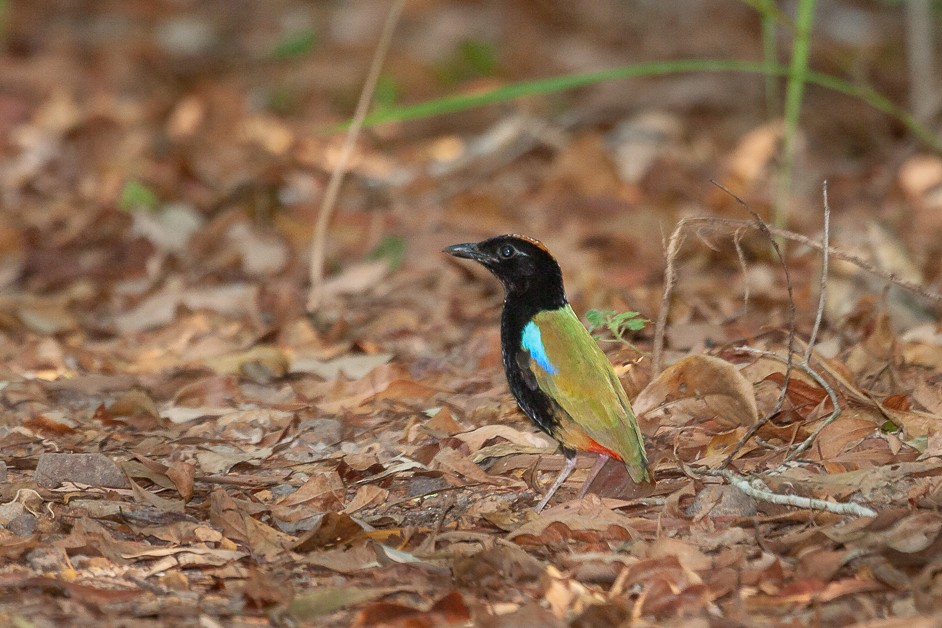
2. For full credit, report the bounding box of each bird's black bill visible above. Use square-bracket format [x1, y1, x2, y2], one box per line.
[443, 242, 489, 262]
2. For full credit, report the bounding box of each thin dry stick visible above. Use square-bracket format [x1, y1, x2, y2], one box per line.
[699, 468, 876, 518]
[732, 228, 750, 318]
[306, 0, 406, 313]
[717, 188, 796, 467]
[715, 180, 802, 467]
[651, 215, 942, 373]
[733, 345, 843, 463]
[804, 181, 830, 363]
[652, 227, 687, 374]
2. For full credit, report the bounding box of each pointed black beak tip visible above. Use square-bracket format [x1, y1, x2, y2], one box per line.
[443, 242, 481, 261]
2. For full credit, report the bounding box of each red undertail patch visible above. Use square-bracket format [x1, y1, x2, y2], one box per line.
[585, 440, 623, 461]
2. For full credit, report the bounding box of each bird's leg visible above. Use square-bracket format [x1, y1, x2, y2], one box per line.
[577, 454, 609, 499]
[535, 451, 577, 512]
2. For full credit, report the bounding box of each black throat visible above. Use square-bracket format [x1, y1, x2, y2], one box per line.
[498, 263, 567, 343]
[497, 263, 568, 438]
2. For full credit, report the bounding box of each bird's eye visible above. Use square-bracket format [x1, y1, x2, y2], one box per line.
[498, 245, 516, 259]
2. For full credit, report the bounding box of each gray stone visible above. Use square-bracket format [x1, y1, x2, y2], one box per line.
[34, 453, 129, 489]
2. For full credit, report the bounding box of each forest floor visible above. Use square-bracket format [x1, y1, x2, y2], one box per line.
[1, 2, 941, 626]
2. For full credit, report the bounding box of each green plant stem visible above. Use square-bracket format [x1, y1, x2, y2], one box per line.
[756, 0, 781, 118]
[342, 58, 940, 153]
[775, 0, 817, 231]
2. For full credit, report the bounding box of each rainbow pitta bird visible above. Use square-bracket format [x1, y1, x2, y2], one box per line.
[444, 234, 649, 511]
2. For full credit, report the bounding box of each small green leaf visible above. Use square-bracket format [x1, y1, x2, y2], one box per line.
[880, 419, 900, 432]
[458, 38, 498, 76]
[586, 309, 648, 343]
[585, 309, 610, 331]
[368, 235, 406, 270]
[271, 29, 317, 60]
[119, 180, 158, 212]
[289, 587, 390, 620]
[373, 74, 399, 112]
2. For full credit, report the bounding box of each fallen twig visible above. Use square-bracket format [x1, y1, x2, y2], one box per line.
[711, 182, 796, 468]
[804, 181, 830, 363]
[651, 214, 942, 374]
[699, 467, 877, 518]
[306, 0, 406, 312]
[731, 345, 844, 463]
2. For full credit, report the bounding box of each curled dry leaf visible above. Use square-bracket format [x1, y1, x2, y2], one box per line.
[633, 355, 758, 430]
[166, 460, 195, 502]
[454, 424, 555, 454]
[278, 470, 345, 510]
[507, 503, 643, 542]
[290, 352, 393, 379]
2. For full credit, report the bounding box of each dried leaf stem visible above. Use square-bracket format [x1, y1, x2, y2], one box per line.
[306, 0, 406, 312]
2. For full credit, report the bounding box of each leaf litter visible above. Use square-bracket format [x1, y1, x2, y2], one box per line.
[0, 2, 941, 626]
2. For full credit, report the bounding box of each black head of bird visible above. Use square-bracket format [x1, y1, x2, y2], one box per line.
[444, 234, 650, 511]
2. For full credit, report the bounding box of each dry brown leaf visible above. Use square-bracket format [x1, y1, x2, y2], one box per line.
[343, 485, 389, 514]
[508, 502, 642, 542]
[351, 591, 470, 628]
[634, 355, 758, 430]
[290, 352, 393, 378]
[166, 460, 195, 502]
[278, 470, 345, 510]
[108, 388, 161, 419]
[454, 424, 555, 454]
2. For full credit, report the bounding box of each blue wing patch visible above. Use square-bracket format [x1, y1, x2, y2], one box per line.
[521, 321, 558, 374]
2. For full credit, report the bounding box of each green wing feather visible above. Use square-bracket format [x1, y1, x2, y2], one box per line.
[528, 305, 649, 482]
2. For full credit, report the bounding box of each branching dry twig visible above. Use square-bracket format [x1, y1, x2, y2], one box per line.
[651, 215, 942, 374]
[306, 0, 406, 313]
[731, 345, 843, 463]
[698, 468, 877, 518]
[711, 182, 796, 467]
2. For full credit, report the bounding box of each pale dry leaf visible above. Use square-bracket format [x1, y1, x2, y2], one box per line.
[278, 471, 345, 509]
[195, 445, 275, 474]
[226, 222, 289, 276]
[290, 352, 392, 379]
[320, 260, 389, 298]
[432, 446, 513, 485]
[343, 485, 388, 514]
[132, 204, 203, 253]
[507, 503, 642, 540]
[454, 424, 555, 454]
[166, 460, 195, 502]
[162, 405, 231, 424]
[725, 120, 782, 185]
[634, 355, 758, 430]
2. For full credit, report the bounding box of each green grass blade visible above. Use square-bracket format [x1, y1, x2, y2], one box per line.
[754, 0, 781, 118]
[340, 58, 940, 153]
[776, 0, 817, 230]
